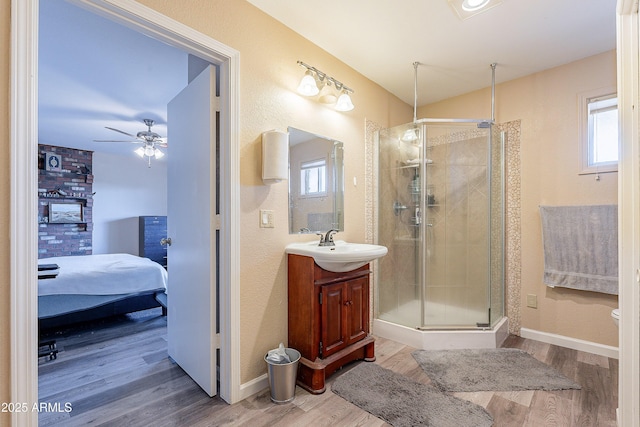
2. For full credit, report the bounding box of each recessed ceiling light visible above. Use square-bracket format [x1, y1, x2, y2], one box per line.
[448, 0, 503, 20]
[462, 0, 490, 11]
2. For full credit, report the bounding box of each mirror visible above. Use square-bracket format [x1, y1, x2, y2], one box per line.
[288, 127, 344, 234]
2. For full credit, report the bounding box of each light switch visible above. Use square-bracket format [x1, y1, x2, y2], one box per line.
[260, 209, 274, 228]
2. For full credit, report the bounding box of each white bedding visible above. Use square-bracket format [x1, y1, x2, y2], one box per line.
[38, 253, 168, 296]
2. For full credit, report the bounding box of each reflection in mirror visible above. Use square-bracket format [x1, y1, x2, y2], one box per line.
[288, 127, 344, 234]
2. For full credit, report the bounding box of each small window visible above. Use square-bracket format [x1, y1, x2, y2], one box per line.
[580, 90, 618, 174]
[300, 159, 326, 196]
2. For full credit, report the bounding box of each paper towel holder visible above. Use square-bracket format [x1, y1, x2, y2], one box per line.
[262, 130, 289, 184]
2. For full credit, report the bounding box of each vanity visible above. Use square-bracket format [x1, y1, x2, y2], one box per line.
[285, 127, 386, 393]
[286, 240, 387, 393]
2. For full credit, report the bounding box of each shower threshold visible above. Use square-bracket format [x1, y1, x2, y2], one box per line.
[415, 322, 491, 331]
[373, 317, 509, 351]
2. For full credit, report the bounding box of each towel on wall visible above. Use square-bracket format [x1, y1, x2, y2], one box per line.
[539, 205, 618, 295]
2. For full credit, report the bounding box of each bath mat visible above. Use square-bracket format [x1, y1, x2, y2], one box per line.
[412, 348, 581, 392]
[331, 362, 493, 427]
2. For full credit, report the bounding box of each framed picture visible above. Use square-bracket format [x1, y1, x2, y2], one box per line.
[45, 152, 62, 171]
[49, 203, 83, 223]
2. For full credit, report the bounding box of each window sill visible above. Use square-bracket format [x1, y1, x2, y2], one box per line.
[579, 167, 618, 176]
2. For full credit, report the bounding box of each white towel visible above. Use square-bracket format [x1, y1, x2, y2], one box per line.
[539, 205, 618, 295]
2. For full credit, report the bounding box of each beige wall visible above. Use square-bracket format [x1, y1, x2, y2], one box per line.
[420, 50, 619, 347]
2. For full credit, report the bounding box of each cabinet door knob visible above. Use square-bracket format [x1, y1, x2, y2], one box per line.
[160, 237, 172, 246]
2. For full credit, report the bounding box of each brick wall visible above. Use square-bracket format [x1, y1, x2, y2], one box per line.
[38, 145, 93, 258]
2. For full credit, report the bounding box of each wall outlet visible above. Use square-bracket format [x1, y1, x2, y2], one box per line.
[259, 209, 274, 228]
[526, 294, 537, 308]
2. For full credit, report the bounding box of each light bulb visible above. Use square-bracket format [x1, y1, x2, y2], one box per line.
[154, 148, 165, 159]
[135, 147, 145, 158]
[144, 146, 155, 157]
[297, 70, 319, 96]
[462, 0, 490, 11]
[318, 81, 337, 104]
[335, 90, 354, 112]
[401, 128, 419, 142]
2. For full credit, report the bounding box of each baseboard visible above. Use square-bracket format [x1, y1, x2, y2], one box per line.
[520, 327, 619, 359]
[239, 373, 268, 401]
[240, 328, 618, 401]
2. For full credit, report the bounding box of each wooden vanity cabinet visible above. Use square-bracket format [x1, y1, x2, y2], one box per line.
[288, 253, 375, 394]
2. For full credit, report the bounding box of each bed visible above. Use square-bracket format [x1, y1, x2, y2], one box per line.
[38, 253, 168, 329]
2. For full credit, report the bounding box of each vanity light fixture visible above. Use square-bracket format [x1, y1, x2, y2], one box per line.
[448, 0, 503, 19]
[318, 80, 338, 104]
[335, 89, 355, 112]
[296, 61, 355, 111]
[297, 70, 319, 96]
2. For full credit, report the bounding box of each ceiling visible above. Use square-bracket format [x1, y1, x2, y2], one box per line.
[38, 0, 188, 158]
[248, 0, 617, 106]
[39, 0, 617, 157]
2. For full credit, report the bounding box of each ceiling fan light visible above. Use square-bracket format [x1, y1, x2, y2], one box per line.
[135, 147, 146, 158]
[335, 90, 354, 112]
[154, 148, 165, 159]
[144, 146, 155, 157]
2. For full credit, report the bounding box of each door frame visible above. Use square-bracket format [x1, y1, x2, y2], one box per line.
[10, 0, 241, 423]
[617, 1, 640, 424]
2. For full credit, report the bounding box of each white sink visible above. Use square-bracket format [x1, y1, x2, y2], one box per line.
[285, 240, 388, 272]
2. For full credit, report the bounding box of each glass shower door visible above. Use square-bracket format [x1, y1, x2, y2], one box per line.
[421, 122, 492, 328]
[376, 123, 423, 328]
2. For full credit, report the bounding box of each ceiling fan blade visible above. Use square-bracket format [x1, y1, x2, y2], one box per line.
[155, 142, 168, 148]
[105, 126, 137, 138]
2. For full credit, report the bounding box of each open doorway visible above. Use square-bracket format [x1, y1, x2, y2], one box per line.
[37, 0, 221, 410]
[11, 0, 241, 422]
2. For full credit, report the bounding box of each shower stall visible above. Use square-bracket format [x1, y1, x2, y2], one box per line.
[373, 119, 508, 349]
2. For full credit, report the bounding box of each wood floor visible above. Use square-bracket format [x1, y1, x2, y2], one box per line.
[38, 309, 618, 426]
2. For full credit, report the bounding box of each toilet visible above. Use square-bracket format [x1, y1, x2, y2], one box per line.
[611, 308, 620, 327]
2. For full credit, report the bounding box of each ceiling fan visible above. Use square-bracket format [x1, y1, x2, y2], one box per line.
[94, 118, 167, 167]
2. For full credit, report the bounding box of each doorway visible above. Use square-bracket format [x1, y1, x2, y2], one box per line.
[10, 0, 241, 422]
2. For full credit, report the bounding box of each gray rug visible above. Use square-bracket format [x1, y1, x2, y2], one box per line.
[412, 348, 582, 392]
[331, 362, 493, 427]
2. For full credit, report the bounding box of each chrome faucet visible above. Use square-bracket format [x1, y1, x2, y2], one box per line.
[317, 229, 338, 246]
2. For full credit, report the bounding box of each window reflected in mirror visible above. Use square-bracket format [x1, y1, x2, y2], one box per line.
[288, 127, 344, 234]
[300, 159, 327, 196]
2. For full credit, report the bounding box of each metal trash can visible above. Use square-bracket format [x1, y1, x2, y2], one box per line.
[264, 348, 301, 403]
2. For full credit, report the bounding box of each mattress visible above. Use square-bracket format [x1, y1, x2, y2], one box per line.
[38, 253, 168, 296]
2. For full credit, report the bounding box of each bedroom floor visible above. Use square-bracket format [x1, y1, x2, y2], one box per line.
[38, 309, 618, 426]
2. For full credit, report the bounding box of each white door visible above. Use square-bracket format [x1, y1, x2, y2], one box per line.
[166, 65, 217, 397]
